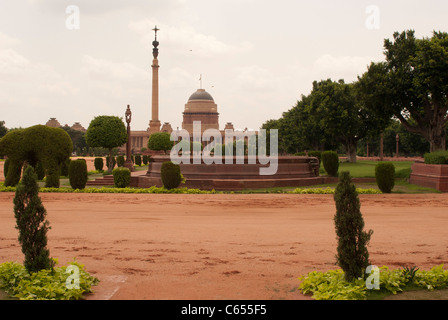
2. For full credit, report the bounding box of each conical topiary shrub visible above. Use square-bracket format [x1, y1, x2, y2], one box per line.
[375, 162, 395, 193]
[68, 159, 88, 190]
[13, 166, 54, 273]
[334, 171, 373, 282]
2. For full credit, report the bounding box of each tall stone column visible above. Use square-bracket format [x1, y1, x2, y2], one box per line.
[149, 26, 161, 134]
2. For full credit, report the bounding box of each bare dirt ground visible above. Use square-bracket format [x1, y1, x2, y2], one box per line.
[0, 192, 447, 300]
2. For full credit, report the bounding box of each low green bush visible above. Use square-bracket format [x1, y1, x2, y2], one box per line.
[142, 155, 149, 165]
[424, 151, 448, 164]
[0, 260, 98, 300]
[161, 161, 182, 190]
[298, 264, 448, 300]
[112, 167, 131, 188]
[94, 157, 104, 172]
[134, 155, 142, 166]
[116, 155, 125, 167]
[68, 159, 88, 190]
[375, 162, 395, 193]
[322, 151, 339, 177]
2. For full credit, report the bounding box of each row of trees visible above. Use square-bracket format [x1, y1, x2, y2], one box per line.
[263, 30, 448, 162]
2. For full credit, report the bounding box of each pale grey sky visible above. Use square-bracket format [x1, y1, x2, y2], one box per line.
[1, 0, 447, 131]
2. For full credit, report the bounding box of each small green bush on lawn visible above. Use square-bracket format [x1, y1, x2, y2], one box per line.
[375, 162, 395, 193]
[0, 260, 98, 300]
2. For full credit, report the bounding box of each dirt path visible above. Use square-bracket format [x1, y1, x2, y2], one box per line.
[0, 193, 447, 300]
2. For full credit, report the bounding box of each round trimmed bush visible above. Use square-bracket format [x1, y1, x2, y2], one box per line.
[135, 155, 142, 166]
[94, 157, 104, 172]
[375, 162, 395, 193]
[148, 132, 174, 153]
[116, 155, 125, 167]
[142, 155, 149, 165]
[161, 161, 182, 190]
[68, 159, 88, 190]
[112, 167, 131, 188]
[322, 151, 339, 177]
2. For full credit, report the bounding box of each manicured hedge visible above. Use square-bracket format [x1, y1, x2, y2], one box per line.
[68, 159, 88, 190]
[161, 161, 182, 190]
[424, 151, 448, 164]
[112, 167, 131, 188]
[375, 162, 395, 193]
[322, 151, 339, 177]
[94, 157, 104, 172]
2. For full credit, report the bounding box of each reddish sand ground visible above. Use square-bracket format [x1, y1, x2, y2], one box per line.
[0, 192, 447, 300]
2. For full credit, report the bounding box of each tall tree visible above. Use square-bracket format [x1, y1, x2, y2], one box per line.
[86, 116, 127, 173]
[308, 79, 385, 163]
[358, 30, 448, 152]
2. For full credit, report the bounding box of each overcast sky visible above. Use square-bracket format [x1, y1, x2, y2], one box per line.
[1, 0, 448, 132]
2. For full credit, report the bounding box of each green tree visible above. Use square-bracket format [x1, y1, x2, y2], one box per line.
[147, 132, 174, 154]
[86, 116, 127, 173]
[0, 121, 8, 138]
[334, 172, 373, 282]
[358, 30, 448, 152]
[13, 166, 54, 273]
[308, 79, 385, 163]
[61, 125, 88, 153]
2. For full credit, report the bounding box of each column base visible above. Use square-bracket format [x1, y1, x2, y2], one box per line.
[149, 120, 161, 134]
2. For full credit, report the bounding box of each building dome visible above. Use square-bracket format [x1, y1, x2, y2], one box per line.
[188, 89, 214, 102]
[183, 88, 219, 134]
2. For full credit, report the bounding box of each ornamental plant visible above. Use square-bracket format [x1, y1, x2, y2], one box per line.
[134, 155, 142, 166]
[161, 161, 182, 190]
[116, 155, 125, 167]
[322, 151, 339, 177]
[112, 167, 131, 188]
[334, 171, 373, 282]
[86, 116, 127, 173]
[94, 157, 104, 172]
[375, 162, 395, 193]
[13, 166, 54, 273]
[68, 159, 88, 190]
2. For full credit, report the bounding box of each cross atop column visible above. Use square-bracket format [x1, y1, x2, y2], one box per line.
[153, 26, 160, 40]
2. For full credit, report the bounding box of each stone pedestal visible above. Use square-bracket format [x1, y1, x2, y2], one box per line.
[409, 162, 448, 192]
[135, 156, 321, 190]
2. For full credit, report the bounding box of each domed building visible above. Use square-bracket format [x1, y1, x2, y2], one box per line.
[182, 88, 219, 135]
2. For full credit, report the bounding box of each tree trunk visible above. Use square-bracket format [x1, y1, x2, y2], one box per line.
[345, 139, 358, 163]
[428, 123, 446, 152]
[108, 148, 113, 173]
